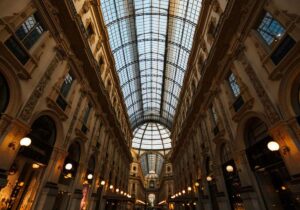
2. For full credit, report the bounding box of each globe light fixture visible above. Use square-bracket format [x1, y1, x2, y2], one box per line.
[32, 163, 40, 169]
[116, 188, 119, 193]
[120, 190, 124, 195]
[206, 176, 212, 182]
[187, 186, 192, 191]
[65, 163, 73, 170]
[194, 182, 200, 187]
[20, 137, 31, 147]
[87, 174, 93, 180]
[226, 165, 234, 173]
[100, 180, 105, 186]
[267, 141, 280, 151]
[109, 185, 113, 190]
[179, 192, 182, 196]
[182, 190, 186, 194]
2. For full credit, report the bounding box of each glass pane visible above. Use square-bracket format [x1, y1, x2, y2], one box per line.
[228, 73, 241, 97]
[257, 12, 285, 45]
[60, 72, 75, 98]
[100, 0, 202, 128]
[5, 36, 29, 65]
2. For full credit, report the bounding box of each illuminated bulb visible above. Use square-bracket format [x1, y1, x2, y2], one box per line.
[20, 137, 31, 146]
[179, 192, 182, 196]
[187, 186, 192, 191]
[194, 182, 199, 187]
[182, 190, 186, 194]
[18, 182, 24, 187]
[193, 202, 197, 206]
[267, 141, 280, 151]
[109, 185, 113, 190]
[32, 163, 40, 169]
[100, 180, 105, 186]
[226, 165, 234, 173]
[281, 186, 287, 191]
[127, 194, 131, 198]
[65, 163, 73, 170]
[124, 193, 127, 196]
[120, 191, 124, 195]
[87, 174, 93, 180]
[116, 188, 119, 193]
[206, 176, 212, 182]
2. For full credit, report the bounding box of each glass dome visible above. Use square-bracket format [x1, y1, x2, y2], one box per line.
[132, 122, 172, 151]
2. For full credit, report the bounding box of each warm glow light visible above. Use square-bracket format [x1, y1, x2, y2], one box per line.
[109, 185, 113, 189]
[182, 190, 186, 194]
[226, 165, 234, 173]
[127, 194, 131, 198]
[18, 182, 24, 187]
[281, 186, 287, 191]
[116, 188, 119, 193]
[267, 141, 280, 151]
[179, 192, 182, 196]
[120, 191, 124, 195]
[64, 173, 72, 179]
[194, 182, 200, 187]
[124, 193, 127, 196]
[187, 186, 192, 191]
[65, 163, 73, 170]
[193, 202, 197, 206]
[20, 137, 31, 146]
[206, 176, 212, 182]
[32, 163, 40, 169]
[100, 180, 105, 186]
[87, 174, 93, 180]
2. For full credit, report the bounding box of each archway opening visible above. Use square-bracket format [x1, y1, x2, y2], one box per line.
[7, 115, 57, 209]
[244, 117, 297, 210]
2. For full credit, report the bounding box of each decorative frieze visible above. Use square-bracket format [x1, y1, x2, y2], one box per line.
[19, 53, 60, 122]
[237, 48, 282, 124]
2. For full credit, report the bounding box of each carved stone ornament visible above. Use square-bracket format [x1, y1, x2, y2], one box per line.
[19, 54, 60, 122]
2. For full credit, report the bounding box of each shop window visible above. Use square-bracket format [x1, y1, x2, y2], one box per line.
[5, 13, 45, 64]
[0, 72, 10, 114]
[56, 72, 75, 110]
[257, 12, 285, 46]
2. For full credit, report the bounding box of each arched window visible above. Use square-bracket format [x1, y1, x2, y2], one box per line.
[0, 72, 9, 114]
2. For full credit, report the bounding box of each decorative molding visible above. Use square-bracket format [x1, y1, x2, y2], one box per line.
[237, 48, 282, 124]
[19, 53, 60, 122]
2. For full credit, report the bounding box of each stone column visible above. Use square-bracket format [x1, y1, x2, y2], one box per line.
[33, 147, 68, 210]
[68, 161, 86, 210]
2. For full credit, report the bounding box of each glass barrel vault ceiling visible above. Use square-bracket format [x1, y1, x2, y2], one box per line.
[100, 0, 202, 129]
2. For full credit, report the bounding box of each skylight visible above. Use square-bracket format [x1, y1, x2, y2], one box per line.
[132, 122, 171, 152]
[140, 153, 164, 176]
[100, 0, 202, 129]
